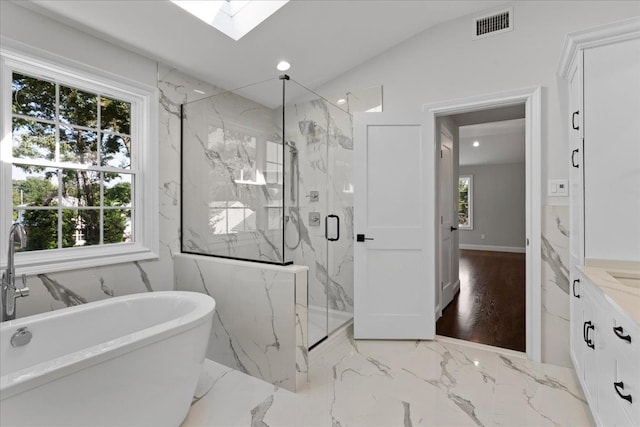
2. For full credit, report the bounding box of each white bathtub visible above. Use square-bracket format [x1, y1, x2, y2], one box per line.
[0, 291, 215, 427]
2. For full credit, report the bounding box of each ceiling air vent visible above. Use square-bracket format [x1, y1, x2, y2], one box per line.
[473, 7, 513, 40]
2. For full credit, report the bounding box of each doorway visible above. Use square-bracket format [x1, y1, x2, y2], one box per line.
[352, 88, 541, 361]
[425, 88, 541, 359]
[437, 106, 527, 352]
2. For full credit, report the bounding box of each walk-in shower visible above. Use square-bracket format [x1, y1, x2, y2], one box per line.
[180, 76, 354, 347]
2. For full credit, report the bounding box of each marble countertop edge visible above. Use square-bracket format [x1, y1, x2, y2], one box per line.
[580, 259, 640, 325]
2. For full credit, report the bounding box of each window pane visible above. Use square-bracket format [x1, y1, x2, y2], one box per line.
[100, 133, 131, 169]
[104, 209, 131, 243]
[458, 176, 471, 227]
[266, 140, 282, 163]
[459, 204, 469, 227]
[101, 96, 131, 135]
[13, 165, 58, 207]
[12, 73, 56, 121]
[104, 173, 132, 207]
[21, 209, 59, 251]
[227, 207, 255, 232]
[265, 163, 282, 185]
[60, 126, 98, 165]
[59, 85, 97, 128]
[61, 169, 100, 207]
[62, 209, 100, 247]
[12, 118, 56, 161]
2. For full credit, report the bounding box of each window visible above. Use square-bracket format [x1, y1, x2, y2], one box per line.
[458, 175, 473, 229]
[1, 49, 158, 274]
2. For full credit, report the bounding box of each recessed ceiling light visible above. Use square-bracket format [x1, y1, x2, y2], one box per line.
[277, 60, 290, 71]
[473, 141, 480, 147]
[193, 89, 206, 95]
[336, 98, 346, 105]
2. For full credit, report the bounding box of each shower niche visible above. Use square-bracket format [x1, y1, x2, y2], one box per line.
[181, 76, 354, 347]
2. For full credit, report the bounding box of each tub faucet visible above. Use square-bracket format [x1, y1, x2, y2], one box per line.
[1, 223, 30, 322]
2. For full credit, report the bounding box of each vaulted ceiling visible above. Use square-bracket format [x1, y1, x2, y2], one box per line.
[22, 0, 508, 102]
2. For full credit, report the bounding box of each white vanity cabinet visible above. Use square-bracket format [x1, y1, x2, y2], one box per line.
[560, 17, 640, 427]
[575, 270, 640, 427]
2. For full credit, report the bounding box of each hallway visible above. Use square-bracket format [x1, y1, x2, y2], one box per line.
[437, 250, 526, 352]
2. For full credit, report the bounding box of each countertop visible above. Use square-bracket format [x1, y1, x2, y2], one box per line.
[579, 259, 640, 324]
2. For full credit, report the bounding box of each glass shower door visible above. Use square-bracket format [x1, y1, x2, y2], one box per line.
[326, 102, 354, 336]
[283, 81, 354, 348]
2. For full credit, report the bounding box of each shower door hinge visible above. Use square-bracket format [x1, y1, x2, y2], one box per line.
[440, 150, 443, 158]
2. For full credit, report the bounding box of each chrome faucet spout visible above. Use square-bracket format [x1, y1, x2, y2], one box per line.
[2, 223, 30, 322]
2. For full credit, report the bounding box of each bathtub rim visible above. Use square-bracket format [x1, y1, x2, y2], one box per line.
[0, 291, 215, 400]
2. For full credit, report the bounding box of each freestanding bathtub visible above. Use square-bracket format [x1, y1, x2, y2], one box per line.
[0, 291, 215, 427]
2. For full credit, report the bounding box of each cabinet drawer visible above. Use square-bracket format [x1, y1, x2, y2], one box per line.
[616, 353, 640, 426]
[610, 315, 640, 360]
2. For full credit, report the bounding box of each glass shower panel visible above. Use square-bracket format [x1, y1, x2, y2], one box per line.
[326, 102, 354, 334]
[180, 75, 354, 348]
[181, 78, 287, 264]
[284, 82, 330, 346]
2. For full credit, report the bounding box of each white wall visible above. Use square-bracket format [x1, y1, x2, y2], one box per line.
[459, 163, 526, 249]
[0, 2, 156, 87]
[315, 1, 640, 206]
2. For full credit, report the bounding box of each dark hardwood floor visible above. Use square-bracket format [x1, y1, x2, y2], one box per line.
[436, 250, 526, 352]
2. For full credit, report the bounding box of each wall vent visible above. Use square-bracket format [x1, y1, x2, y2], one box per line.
[473, 7, 513, 40]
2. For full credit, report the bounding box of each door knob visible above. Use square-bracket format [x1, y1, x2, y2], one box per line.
[450, 226, 458, 232]
[356, 234, 374, 242]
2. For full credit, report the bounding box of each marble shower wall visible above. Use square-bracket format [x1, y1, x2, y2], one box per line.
[541, 205, 571, 367]
[174, 254, 308, 392]
[284, 97, 354, 337]
[181, 82, 287, 263]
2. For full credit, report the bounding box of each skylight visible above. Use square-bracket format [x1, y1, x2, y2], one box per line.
[171, 0, 289, 41]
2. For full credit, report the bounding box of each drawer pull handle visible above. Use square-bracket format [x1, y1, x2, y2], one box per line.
[585, 322, 595, 349]
[572, 279, 580, 298]
[614, 381, 633, 404]
[613, 326, 632, 343]
[572, 111, 580, 130]
[571, 149, 580, 168]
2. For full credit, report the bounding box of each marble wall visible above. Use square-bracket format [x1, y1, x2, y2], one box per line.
[541, 205, 571, 367]
[181, 81, 287, 263]
[174, 254, 308, 392]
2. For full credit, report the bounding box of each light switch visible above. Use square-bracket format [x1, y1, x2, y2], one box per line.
[548, 179, 569, 196]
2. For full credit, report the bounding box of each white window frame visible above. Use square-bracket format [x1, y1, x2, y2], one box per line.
[1, 47, 159, 275]
[458, 174, 473, 230]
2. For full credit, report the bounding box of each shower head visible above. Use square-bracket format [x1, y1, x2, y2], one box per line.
[298, 120, 316, 136]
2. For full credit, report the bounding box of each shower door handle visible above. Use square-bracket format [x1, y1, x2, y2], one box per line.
[326, 215, 340, 241]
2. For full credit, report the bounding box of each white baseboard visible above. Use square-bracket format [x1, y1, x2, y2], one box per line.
[453, 279, 460, 294]
[459, 244, 525, 253]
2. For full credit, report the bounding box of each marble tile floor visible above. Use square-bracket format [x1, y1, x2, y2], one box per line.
[183, 326, 594, 427]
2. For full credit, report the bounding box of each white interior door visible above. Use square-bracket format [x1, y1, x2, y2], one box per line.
[439, 142, 456, 312]
[353, 112, 435, 339]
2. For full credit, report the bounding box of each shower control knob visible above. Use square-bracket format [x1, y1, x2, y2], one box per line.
[306, 191, 319, 202]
